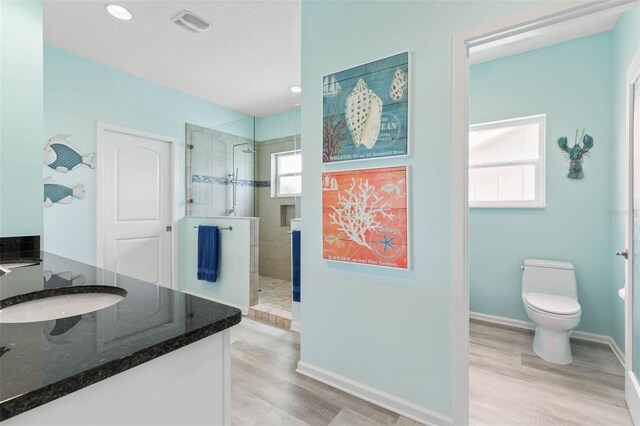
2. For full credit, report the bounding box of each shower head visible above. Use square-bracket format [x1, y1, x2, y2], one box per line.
[232, 142, 255, 154]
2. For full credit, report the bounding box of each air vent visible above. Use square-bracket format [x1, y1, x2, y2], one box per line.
[172, 10, 210, 34]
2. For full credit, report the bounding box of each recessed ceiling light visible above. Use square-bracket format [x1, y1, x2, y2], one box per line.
[105, 3, 132, 21]
[289, 85, 302, 93]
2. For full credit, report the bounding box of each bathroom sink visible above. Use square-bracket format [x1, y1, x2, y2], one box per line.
[0, 287, 126, 323]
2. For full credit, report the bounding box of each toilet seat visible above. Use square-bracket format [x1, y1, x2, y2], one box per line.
[525, 292, 581, 316]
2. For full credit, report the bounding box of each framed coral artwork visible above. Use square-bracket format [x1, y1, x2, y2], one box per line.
[322, 165, 409, 269]
[323, 52, 409, 163]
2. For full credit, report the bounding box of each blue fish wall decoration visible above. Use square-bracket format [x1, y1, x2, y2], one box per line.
[44, 134, 96, 172]
[44, 176, 85, 208]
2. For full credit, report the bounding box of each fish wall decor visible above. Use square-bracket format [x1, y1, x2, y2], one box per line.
[44, 177, 85, 208]
[44, 134, 96, 172]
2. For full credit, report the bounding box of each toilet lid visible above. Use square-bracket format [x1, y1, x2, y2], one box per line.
[526, 292, 581, 315]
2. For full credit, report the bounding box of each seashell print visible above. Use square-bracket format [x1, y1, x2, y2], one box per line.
[345, 79, 372, 147]
[390, 67, 408, 101]
[359, 90, 383, 149]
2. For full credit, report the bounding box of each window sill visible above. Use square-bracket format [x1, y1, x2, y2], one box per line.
[470, 201, 546, 209]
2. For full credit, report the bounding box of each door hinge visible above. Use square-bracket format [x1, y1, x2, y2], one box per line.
[166, 226, 172, 232]
[187, 144, 194, 150]
[186, 199, 194, 204]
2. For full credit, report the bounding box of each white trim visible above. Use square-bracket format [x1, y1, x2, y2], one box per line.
[611, 337, 625, 368]
[451, 3, 637, 424]
[272, 149, 302, 198]
[95, 122, 179, 290]
[289, 321, 301, 333]
[469, 114, 546, 209]
[296, 361, 451, 426]
[469, 311, 625, 367]
[181, 290, 249, 315]
[625, 47, 640, 425]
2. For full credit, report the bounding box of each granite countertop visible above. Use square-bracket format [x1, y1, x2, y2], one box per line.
[0, 252, 241, 422]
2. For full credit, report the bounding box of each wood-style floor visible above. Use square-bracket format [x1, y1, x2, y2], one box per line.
[230, 318, 421, 426]
[470, 319, 632, 425]
[231, 318, 632, 426]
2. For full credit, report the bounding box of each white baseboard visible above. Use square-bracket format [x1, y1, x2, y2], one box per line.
[470, 311, 625, 367]
[610, 337, 625, 367]
[290, 321, 301, 333]
[296, 361, 451, 426]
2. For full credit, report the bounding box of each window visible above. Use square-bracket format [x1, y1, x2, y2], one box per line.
[469, 115, 545, 208]
[272, 150, 301, 197]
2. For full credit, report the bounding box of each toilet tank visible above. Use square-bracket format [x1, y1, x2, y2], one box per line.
[521, 259, 577, 299]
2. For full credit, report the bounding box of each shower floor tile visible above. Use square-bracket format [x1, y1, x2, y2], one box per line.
[258, 275, 292, 311]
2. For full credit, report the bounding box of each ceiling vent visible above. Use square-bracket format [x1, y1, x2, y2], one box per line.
[172, 10, 210, 34]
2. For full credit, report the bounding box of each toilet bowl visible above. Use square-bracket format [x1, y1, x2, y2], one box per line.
[521, 259, 581, 365]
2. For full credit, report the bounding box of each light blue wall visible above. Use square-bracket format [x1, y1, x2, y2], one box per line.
[611, 9, 640, 351]
[43, 45, 250, 264]
[301, 0, 546, 417]
[469, 33, 613, 336]
[255, 107, 301, 141]
[0, 1, 43, 237]
[179, 217, 253, 311]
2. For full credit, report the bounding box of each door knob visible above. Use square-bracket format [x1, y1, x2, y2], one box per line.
[616, 250, 629, 259]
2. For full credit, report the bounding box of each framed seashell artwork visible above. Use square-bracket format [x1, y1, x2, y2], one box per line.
[323, 52, 410, 163]
[322, 165, 409, 269]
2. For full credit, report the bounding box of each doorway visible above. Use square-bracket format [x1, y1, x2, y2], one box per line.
[452, 2, 640, 424]
[96, 123, 178, 289]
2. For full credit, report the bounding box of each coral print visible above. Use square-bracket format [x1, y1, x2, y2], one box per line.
[323, 52, 409, 163]
[322, 166, 408, 269]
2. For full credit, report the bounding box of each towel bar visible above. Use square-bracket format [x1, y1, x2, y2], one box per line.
[193, 226, 233, 231]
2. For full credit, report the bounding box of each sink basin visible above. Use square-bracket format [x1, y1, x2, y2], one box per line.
[0, 287, 126, 323]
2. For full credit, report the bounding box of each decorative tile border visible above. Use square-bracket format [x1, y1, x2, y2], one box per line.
[191, 175, 269, 187]
[192, 175, 229, 184]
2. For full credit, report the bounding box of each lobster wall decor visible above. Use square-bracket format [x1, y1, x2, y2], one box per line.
[558, 129, 594, 179]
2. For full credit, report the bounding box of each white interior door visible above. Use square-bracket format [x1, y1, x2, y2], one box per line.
[99, 125, 174, 289]
[626, 50, 640, 424]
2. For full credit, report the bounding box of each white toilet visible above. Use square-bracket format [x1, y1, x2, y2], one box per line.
[521, 259, 581, 365]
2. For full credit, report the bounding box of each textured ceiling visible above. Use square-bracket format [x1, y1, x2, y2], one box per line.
[44, 0, 301, 116]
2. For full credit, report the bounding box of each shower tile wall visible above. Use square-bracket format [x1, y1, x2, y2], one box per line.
[255, 135, 300, 280]
[187, 125, 255, 218]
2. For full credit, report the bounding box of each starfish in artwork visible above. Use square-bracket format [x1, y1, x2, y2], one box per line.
[375, 233, 396, 252]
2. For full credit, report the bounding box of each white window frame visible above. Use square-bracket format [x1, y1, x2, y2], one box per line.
[469, 114, 546, 209]
[271, 149, 302, 198]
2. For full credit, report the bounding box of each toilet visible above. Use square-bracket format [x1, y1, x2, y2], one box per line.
[521, 259, 581, 365]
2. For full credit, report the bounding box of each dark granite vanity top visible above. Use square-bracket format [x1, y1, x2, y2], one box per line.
[0, 251, 241, 421]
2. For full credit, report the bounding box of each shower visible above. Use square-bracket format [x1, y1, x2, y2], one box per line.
[228, 142, 255, 217]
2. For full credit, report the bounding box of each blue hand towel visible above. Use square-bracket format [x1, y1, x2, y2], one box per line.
[292, 230, 301, 302]
[197, 226, 219, 283]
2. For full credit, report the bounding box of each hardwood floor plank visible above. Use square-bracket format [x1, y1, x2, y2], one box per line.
[231, 341, 400, 425]
[328, 408, 384, 426]
[255, 407, 312, 426]
[231, 384, 274, 426]
[232, 356, 342, 426]
[231, 317, 630, 426]
[469, 320, 631, 425]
